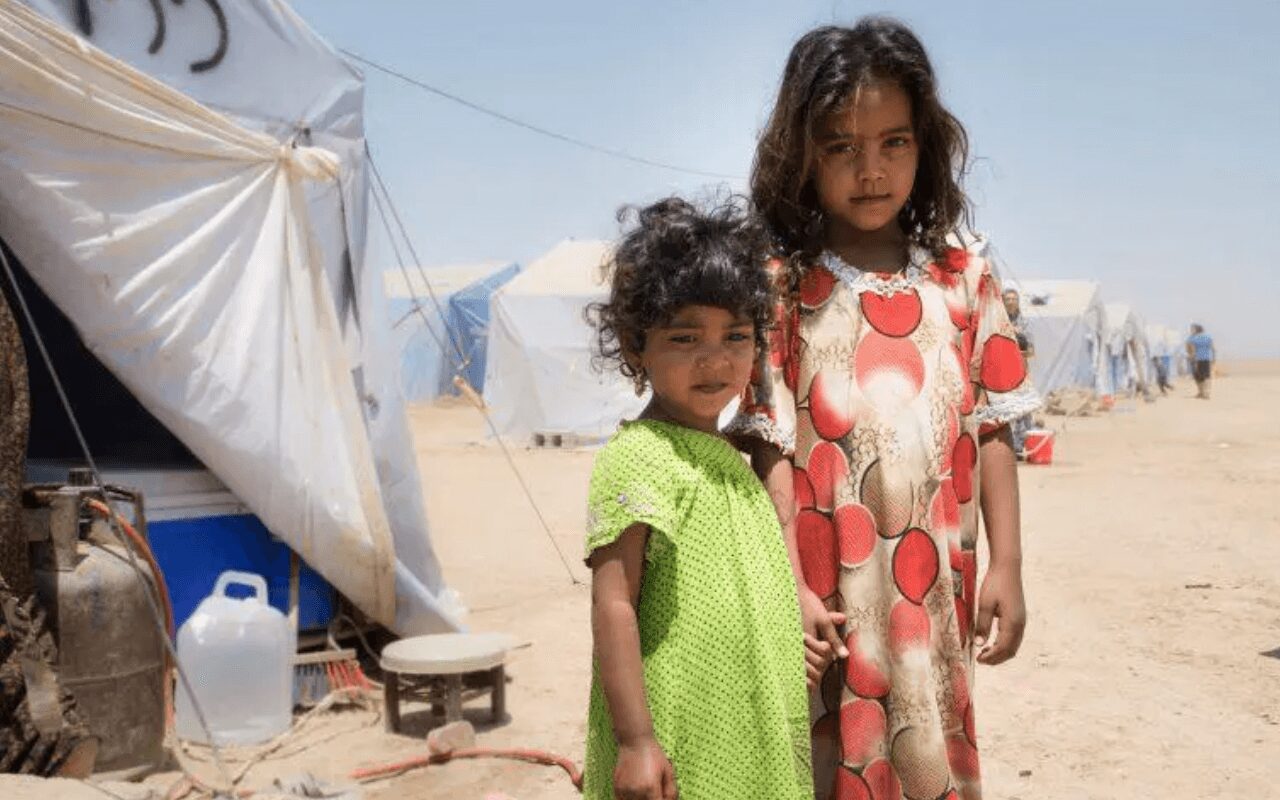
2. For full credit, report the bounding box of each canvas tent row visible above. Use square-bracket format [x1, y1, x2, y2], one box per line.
[1004, 279, 1112, 397]
[384, 261, 520, 402]
[0, 0, 458, 634]
[1104, 303, 1153, 395]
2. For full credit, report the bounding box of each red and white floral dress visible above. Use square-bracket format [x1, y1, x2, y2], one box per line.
[728, 246, 1039, 800]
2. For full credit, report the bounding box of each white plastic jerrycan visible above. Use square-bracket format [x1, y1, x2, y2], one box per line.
[174, 570, 293, 745]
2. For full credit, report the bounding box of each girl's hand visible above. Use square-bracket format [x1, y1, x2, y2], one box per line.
[975, 561, 1027, 665]
[799, 586, 847, 687]
[613, 736, 678, 800]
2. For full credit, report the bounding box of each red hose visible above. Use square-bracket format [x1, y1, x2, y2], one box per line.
[351, 747, 584, 789]
[85, 498, 175, 640]
[84, 498, 176, 726]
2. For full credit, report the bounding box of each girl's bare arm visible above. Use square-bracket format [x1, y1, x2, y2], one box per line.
[591, 526, 679, 799]
[591, 524, 656, 745]
[976, 426, 1027, 665]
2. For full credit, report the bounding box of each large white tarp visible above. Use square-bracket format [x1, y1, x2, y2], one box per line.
[0, 0, 459, 634]
[1005, 279, 1111, 396]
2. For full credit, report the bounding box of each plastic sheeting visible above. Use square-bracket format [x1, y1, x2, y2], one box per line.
[485, 240, 648, 443]
[447, 262, 520, 396]
[384, 262, 518, 402]
[0, 0, 459, 634]
[1005, 279, 1112, 396]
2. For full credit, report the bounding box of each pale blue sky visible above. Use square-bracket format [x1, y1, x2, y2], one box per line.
[295, 1, 1280, 358]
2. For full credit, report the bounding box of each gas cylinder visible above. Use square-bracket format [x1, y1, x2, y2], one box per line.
[27, 485, 167, 778]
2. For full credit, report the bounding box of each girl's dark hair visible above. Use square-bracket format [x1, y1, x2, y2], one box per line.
[753, 17, 971, 263]
[589, 196, 774, 382]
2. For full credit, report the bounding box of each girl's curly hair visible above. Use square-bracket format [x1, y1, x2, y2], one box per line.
[752, 17, 971, 266]
[588, 195, 774, 383]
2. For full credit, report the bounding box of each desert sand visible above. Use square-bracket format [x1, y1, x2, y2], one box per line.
[5, 364, 1278, 800]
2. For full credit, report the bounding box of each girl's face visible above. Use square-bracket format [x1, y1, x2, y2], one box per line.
[812, 80, 919, 241]
[636, 305, 757, 433]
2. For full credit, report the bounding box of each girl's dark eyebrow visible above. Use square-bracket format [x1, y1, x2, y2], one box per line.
[659, 319, 754, 330]
[819, 124, 911, 143]
[817, 129, 855, 142]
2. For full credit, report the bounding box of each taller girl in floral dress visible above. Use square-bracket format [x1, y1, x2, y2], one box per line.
[729, 18, 1041, 800]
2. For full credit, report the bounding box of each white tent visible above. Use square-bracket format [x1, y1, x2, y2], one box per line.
[1104, 303, 1153, 396]
[1005, 279, 1111, 396]
[384, 262, 518, 402]
[485, 239, 647, 443]
[0, 0, 458, 633]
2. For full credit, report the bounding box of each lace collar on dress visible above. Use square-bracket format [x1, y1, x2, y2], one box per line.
[818, 246, 932, 297]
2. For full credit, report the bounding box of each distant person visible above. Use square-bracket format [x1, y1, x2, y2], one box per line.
[582, 197, 813, 800]
[734, 18, 1036, 800]
[1003, 288, 1036, 457]
[1186, 323, 1216, 399]
[1003, 288, 1035, 360]
[1152, 354, 1173, 396]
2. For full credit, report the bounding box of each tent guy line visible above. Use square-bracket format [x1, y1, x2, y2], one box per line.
[366, 148, 583, 587]
[367, 146, 471, 367]
[340, 48, 745, 182]
[368, 162, 461, 362]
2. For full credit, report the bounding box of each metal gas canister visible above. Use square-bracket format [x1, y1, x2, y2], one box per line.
[25, 481, 166, 779]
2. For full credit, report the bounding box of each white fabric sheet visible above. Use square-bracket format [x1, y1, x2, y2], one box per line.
[0, 0, 459, 633]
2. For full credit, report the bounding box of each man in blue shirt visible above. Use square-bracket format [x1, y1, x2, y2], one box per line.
[1186, 324, 1216, 399]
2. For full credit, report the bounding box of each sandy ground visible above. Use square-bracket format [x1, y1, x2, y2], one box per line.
[6, 362, 1279, 800]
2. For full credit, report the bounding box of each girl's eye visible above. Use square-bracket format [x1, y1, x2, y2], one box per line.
[727, 332, 753, 343]
[668, 334, 696, 345]
[885, 136, 911, 148]
[825, 142, 856, 156]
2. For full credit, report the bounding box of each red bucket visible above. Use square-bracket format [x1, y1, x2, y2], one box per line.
[1024, 429, 1055, 465]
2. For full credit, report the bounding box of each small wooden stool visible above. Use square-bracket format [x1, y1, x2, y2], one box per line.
[380, 632, 514, 733]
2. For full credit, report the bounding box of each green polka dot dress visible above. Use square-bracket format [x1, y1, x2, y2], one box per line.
[583, 420, 814, 800]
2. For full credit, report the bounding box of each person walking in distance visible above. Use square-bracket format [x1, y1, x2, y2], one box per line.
[1186, 323, 1215, 399]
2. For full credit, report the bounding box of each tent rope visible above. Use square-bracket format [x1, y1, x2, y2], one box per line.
[367, 150, 470, 367]
[363, 150, 582, 587]
[342, 49, 742, 182]
[368, 177, 461, 366]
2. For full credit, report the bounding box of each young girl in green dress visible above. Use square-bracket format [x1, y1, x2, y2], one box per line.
[582, 197, 815, 800]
